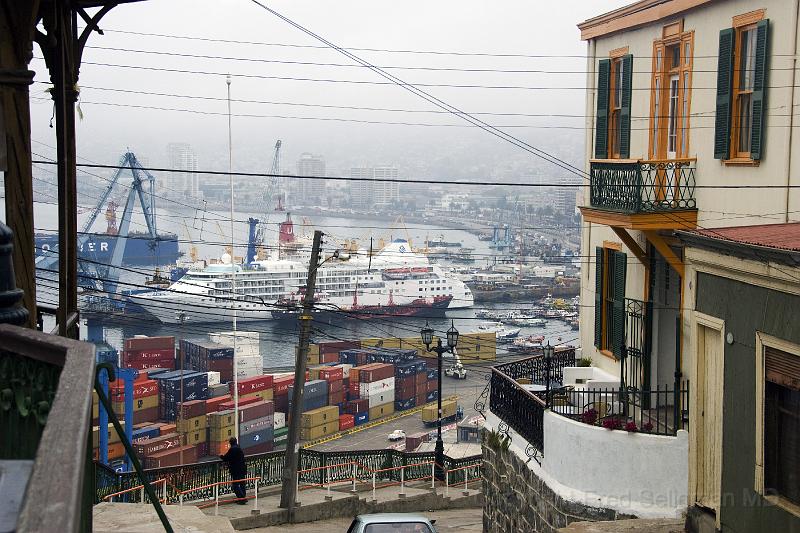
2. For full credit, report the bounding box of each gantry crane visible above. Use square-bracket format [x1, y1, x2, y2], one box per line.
[248, 140, 282, 264]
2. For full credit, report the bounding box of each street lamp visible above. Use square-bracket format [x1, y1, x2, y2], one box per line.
[543, 341, 554, 408]
[421, 320, 458, 481]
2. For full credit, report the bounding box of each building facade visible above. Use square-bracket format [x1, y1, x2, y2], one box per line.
[166, 143, 199, 199]
[294, 153, 326, 205]
[349, 166, 401, 209]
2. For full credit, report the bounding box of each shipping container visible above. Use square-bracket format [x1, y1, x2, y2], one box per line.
[232, 374, 273, 396]
[132, 433, 181, 457]
[179, 400, 207, 419]
[208, 440, 230, 456]
[300, 406, 339, 429]
[354, 412, 369, 426]
[426, 380, 438, 393]
[131, 426, 160, 442]
[273, 428, 288, 448]
[208, 409, 236, 429]
[240, 427, 273, 449]
[327, 379, 343, 394]
[272, 375, 293, 395]
[405, 432, 430, 452]
[132, 407, 159, 425]
[238, 400, 274, 423]
[345, 399, 369, 414]
[240, 415, 273, 436]
[395, 398, 416, 411]
[92, 422, 126, 448]
[144, 444, 197, 469]
[333, 364, 353, 379]
[208, 384, 230, 399]
[359, 377, 395, 398]
[338, 414, 355, 431]
[367, 390, 394, 409]
[368, 403, 395, 421]
[93, 441, 126, 462]
[422, 399, 456, 424]
[183, 428, 207, 445]
[207, 371, 221, 387]
[273, 412, 286, 429]
[111, 394, 158, 415]
[123, 348, 175, 362]
[359, 364, 394, 383]
[125, 336, 175, 352]
[273, 394, 288, 413]
[299, 421, 339, 441]
[176, 414, 208, 433]
[209, 424, 235, 442]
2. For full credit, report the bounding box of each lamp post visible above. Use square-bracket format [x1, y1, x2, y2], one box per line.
[543, 341, 554, 408]
[421, 321, 459, 481]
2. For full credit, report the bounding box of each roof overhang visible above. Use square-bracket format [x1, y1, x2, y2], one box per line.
[580, 206, 698, 230]
[677, 230, 800, 268]
[577, 0, 716, 41]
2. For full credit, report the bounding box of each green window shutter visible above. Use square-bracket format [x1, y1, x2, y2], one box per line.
[750, 19, 769, 161]
[594, 247, 604, 348]
[595, 59, 611, 159]
[619, 54, 633, 159]
[714, 28, 735, 159]
[611, 250, 627, 359]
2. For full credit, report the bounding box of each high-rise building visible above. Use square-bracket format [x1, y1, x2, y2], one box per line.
[166, 143, 198, 199]
[295, 153, 326, 204]
[555, 176, 578, 215]
[372, 166, 400, 206]
[349, 166, 401, 209]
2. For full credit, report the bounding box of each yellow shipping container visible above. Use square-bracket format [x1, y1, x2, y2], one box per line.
[177, 414, 208, 433]
[304, 345, 321, 366]
[307, 365, 327, 381]
[183, 428, 207, 445]
[422, 399, 457, 423]
[209, 424, 235, 442]
[454, 333, 496, 364]
[208, 410, 235, 429]
[368, 402, 395, 422]
[92, 422, 126, 448]
[112, 394, 159, 415]
[300, 406, 339, 429]
[241, 388, 273, 402]
[299, 421, 339, 441]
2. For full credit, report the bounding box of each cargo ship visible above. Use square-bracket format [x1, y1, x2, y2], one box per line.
[270, 294, 453, 321]
[133, 239, 473, 324]
[35, 231, 181, 266]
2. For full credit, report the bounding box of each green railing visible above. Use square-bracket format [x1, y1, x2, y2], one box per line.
[589, 158, 696, 213]
[95, 448, 483, 504]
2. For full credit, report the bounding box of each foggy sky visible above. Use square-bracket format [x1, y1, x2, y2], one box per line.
[27, 0, 630, 181]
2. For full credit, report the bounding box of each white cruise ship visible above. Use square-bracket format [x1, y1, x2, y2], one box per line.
[133, 239, 474, 324]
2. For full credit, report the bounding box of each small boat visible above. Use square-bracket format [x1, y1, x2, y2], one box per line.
[511, 335, 545, 350]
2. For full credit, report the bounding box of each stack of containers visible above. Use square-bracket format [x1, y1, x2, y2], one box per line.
[238, 401, 274, 454]
[208, 409, 236, 456]
[415, 362, 429, 407]
[181, 340, 234, 383]
[155, 370, 209, 421]
[93, 341, 119, 368]
[426, 367, 439, 403]
[394, 360, 419, 412]
[109, 374, 160, 424]
[359, 363, 395, 421]
[338, 413, 355, 431]
[208, 331, 262, 380]
[299, 405, 339, 440]
[137, 433, 196, 468]
[273, 412, 288, 449]
[177, 400, 208, 456]
[319, 366, 344, 409]
[122, 336, 175, 370]
[287, 379, 328, 415]
[317, 340, 360, 364]
[272, 374, 293, 414]
[92, 422, 126, 462]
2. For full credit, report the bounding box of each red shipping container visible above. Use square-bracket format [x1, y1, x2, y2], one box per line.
[415, 372, 427, 387]
[244, 441, 273, 455]
[360, 364, 393, 383]
[395, 385, 416, 401]
[328, 390, 344, 405]
[273, 394, 288, 413]
[220, 396, 261, 411]
[110, 379, 159, 401]
[179, 400, 206, 419]
[159, 423, 177, 435]
[319, 367, 343, 382]
[318, 340, 360, 356]
[328, 379, 343, 394]
[133, 407, 159, 425]
[238, 401, 274, 423]
[196, 441, 209, 458]
[232, 375, 273, 396]
[396, 375, 415, 391]
[208, 440, 230, 456]
[273, 376, 293, 395]
[124, 348, 175, 361]
[123, 358, 175, 371]
[426, 380, 438, 393]
[205, 395, 232, 413]
[319, 352, 337, 364]
[144, 444, 197, 468]
[133, 433, 181, 457]
[125, 336, 175, 351]
[345, 399, 369, 414]
[339, 414, 354, 430]
[416, 392, 428, 406]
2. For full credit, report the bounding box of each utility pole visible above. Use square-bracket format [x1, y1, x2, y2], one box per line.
[280, 230, 323, 519]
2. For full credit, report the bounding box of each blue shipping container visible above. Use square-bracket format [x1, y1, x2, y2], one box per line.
[395, 398, 415, 411]
[354, 411, 369, 425]
[425, 390, 439, 402]
[131, 426, 160, 441]
[240, 427, 272, 449]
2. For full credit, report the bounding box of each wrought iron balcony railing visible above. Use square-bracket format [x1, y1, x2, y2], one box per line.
[589, 158, 697, 213]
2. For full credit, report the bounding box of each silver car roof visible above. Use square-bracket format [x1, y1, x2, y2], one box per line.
[357, 513, 432, 523]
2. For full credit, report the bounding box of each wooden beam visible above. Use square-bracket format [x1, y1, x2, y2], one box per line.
[644, 230, 684, 278]
[611, 227, 648, 266]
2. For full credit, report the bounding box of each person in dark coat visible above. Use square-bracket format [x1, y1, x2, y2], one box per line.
[220, 437, 248, 504]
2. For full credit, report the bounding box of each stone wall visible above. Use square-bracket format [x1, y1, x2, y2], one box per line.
[482, 444, 635, 533]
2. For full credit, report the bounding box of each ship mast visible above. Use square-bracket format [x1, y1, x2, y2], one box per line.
[227, 74, 239, 434]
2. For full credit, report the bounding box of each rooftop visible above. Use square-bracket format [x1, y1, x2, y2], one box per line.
[678, 222, 800, 266]
[577, 0, 716, 40]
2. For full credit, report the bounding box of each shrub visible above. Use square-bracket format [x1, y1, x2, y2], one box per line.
[577, 357, 593, 367]
[581, 408, 598, 425]
[602, 417, 624, 430]
[624, 421, 638, 432]
[643, 421, 654, 433]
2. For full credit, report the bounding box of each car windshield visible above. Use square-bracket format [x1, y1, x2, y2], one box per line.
[364, 523, 434, 533]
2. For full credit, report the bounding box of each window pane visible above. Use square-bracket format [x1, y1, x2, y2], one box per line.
[668, 77, 679, 154]
[682, 73, 689, 155]
[764, 382, 800, 506]
[740, 28, 757, 91]
[670, 45, 680, 69]
[684, 42, 691, 65]
[656, 49, 662, 71]
[612, 109, 621, 155]
[738, 93, 753, 153]
[614, 60, 623, 108]
[364, 523, 434, 533]
[653, 78, 660, 154]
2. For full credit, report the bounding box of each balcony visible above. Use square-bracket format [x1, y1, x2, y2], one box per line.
[581, 158, 698, 230]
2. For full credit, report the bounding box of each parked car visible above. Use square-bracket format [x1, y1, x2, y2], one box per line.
[346, 513, 436, 533]
[388, 429, 406, 441]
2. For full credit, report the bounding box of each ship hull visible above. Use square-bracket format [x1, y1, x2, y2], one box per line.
[271, 296, 452, 321]
[35, 232, 181, 266]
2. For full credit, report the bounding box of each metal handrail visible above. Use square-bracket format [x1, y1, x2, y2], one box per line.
[103, 479, 167, 503]
[179, 476, 262, 515]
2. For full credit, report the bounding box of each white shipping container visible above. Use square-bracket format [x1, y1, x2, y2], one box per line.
[273, 412, 286, 429]
[359, 377, 395, 397]
[207, 371, 221, 387]
[236, 354, 262, 369]
[367, 390, 394, 409]
[236, 367, 260, 380]
[209, 331, 260, 344]
[334, 363, 353, 379]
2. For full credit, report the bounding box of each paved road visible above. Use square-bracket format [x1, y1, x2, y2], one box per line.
[246, 508, 484, 532]
[312, 371, 489, 452]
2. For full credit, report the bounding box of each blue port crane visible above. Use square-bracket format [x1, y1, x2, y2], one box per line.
[36, 151, 160, 293]
[247, 140, 282, 264]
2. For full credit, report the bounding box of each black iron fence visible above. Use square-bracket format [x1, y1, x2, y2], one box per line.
[622, 298, 652, 394]
[94, 448, 483, 504]
[493, 348, 577, 385]
[550, 381, 689, 436]
[490, 366, 545, 455]
[590, 159, 696, 213]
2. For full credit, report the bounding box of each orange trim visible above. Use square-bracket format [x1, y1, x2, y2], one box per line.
[609, 46, 629, 58]
[610, 227, 648, 266]
[663, 20, 684, 39]
[603, 240, 622, 251]
[723, 158, 760, 166]
[580, 206, 698, 230]
[729, 23, 758, 160]
[578, 0, 714, 41]
[600, 349, 618, 361]
[733, 9, 765, 28]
